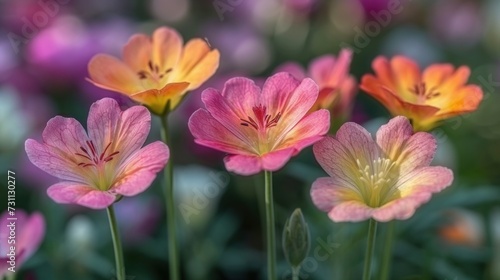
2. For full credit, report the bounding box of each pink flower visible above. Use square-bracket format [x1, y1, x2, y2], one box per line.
[25, 98, 170, 209]
[275, 49, 357, 119]
[311, 116, 453, 222]
[188, 72, 330, 176]
[0, 210, 45, 277]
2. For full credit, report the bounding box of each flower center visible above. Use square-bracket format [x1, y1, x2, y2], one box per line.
[75, 140, 119, 168]
[75, 140, 120, 191]
[355, 157, 398, 207]
[239, 105, 281, 131]
[409, 82, 441, 101]
[137, 60, 172, 83]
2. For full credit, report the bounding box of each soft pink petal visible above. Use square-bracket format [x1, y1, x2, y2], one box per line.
[372, 192, 432, 222]
[261, 148, 295, 171]
[47, 182, 116, 209]
[309, 55, 336, 86]
[220, 77, 260, 117]
[261, 72, 302, 115]
[273, 62, 307, 80]
[396, 166, 454, 196]
[280, 109, 330, 150]
[224, 154, 261, 176]
[311, 177, 361, 212]
[328, 201, 374, 222]
[16, 212, 45, 266]
[87, 98, 151, 161]
[376, 116, 436, 173]
[313, 123, 379, 183]
[201, 87, 255, 149]
[112, 141, 169, 196]
[309, 49, 352, 88]
[189, 109, 255, 154]
[41, 116, 89, 155]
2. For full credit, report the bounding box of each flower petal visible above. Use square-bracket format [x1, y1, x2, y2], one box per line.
[152, 27, 183, 72]
[130, 82, 190, 114]
[391, 55, 421, 98]
[87, 98, 151, 161]
[376, 116, 436, 173]
[174, 38, 220, 90]
[274, 62, 306, 80]
[189, 109, 254, 154]
[88, 54, 143, 94]
[122, 33, 152, 72]
[372, 192, 433, 222]
[422, 63, 454, 89]
[396, 166, 454, 197]
[16, 212, 45, 266]
[261, 148, 295, 171]
[328, 201, 374, 222]
[224, 154, 261, 175]
[311, 177, 361, 212]
[309, 49, 352, 88]
[371, 56, 397, 90]
[279, 109, 330, 151]
[112, 141, 169, 196]
[220, 77, 260, 117]
[433, 84, 483, 118]
[47, 182, 116, 209]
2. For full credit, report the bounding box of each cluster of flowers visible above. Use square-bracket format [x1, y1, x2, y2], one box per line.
[2, 25, 483, 279]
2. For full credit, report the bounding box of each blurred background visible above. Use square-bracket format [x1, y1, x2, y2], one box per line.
[1, 0, 500, 279]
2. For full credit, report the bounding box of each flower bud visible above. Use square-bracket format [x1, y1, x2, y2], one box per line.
[282, 208, 311, 269]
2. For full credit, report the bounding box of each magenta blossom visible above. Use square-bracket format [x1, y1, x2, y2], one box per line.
[25, 98, 169, 209]
[188, 72, 330, 176]
[0, 210, 45, 277]
[311, 116, 453, 222]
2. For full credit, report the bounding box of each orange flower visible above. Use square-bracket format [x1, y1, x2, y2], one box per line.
[87, 27, 220, 115]
[360, 56, 483, 131]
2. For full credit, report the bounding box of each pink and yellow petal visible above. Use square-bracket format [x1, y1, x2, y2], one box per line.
[122, 34, 152, 72]
[152, 27, 183, 71]
[391, 56, 421, 97]
[189, 109, 255, 154]
[130, 82, 190, 114]
[311, 177, 361, 212]
[112, 141, 169, 196]
[422, 63, 454, 89]
[47, 182, 116, 209]
[87, 54, 143, 95]
[280, 109, 329, 150]
[395, 166, 454, 198]
[224, 154, 262, 176]
[174, 39, 220, 90]
[261, 148, 295, 171]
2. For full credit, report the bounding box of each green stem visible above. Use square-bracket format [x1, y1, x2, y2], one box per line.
[106, 205, 125, 280]
[6, 273, 16, 280]
[362, 219, 378, 280]
[292, 266, 300, 280]
[379, 221, 395, 280]
[264, 171, 276, 280]
[160, 115, 180, 280]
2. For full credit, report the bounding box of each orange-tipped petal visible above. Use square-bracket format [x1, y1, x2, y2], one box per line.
[434, 84, 483, 118]
[152, 27, 183, 72]
[372, 56, 396, 90]
[422, 63, 454, 89]
[391, 56, 421, 97]
[122, 34, 152, 72]
[438, 66, 471, 92]
[174, 38, 220, 90]
[130, 82, 190, 115]
[88, 54, 143, 95]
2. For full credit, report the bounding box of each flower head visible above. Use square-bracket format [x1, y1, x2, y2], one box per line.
[276, 49, 357, 120]
[311, 116, 453, 222]
[360, 56, 483, 131]
[87, 26, 220, 115]
[25, 98, 170, 209]
[189, 72, 330, 176]
[0, 210, 45, 278]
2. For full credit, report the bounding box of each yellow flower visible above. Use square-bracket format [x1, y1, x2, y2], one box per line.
[87, 26, 220, 115]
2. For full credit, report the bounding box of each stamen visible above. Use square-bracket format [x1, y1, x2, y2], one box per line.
[240, 104, 281, 130]
[409, 82, 441, 100]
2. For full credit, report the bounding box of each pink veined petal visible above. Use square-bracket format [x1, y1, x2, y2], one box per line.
[334, 122, 379, 166]
[41, 116, 89, 156]
[274, 62, 307, 80]
[87, 98, 151, 162]
[201, 88, 256, 150]
[47, 182, 116, 209]
[220, 77, 260, 118]
[189, 109, 255, 155]
[223, 154, 262, 176]
[261, 148, 295, 171]
[311, 177, 361, 212]
[396, 166, 454, 197]
[112, 141, 169, 196]
[328, 200, 374, 222]
[376, 116, 436, 173]
[122, 33, 152, 72]
[372, 192, 433, 222]
[25, 139, 86, 183]
[278, 109, 330, 150]
[263, 73, 319, 140]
